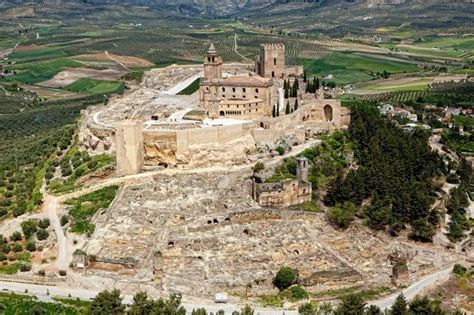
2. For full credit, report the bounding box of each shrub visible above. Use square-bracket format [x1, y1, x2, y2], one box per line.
[21, 220, 38, 239]
[26, 241, 36, 252]
[12, 207, 26, 217]
[12, 243, 23, 252]
[0, 208, 7, 217]
[287, 285, 308, 301]
[58, 270, 67, 276]
[60, 215, 69, 226]
[452, 264, 467, 277]
[274, 267, 298, 291]
[327, 202, 356, 229]
[38, 270, 46, 277]
[38, 218, 50, 229]
[0, 252, 6, 262]
[36, 229, 49, 241]
[446, 173, 459, 184]
[19, 262, 32, 272]
[252, 162, 265, 173]
[10, 231, 22, 242]
[275, 146, 285, 156]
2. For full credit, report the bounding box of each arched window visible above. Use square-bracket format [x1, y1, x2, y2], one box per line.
[274, 58, 277, 66]
[220, 111, 225, 117]
[324, 105, 333, 121]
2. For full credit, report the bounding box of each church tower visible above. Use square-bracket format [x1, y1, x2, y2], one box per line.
[204, 43, 223, 81]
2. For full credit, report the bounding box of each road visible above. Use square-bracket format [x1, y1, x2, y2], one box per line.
[369, 265, 454, 311]
[46, 196, 69, 270]
[162, 71, 203, 95]
[0, 280, 297, 315]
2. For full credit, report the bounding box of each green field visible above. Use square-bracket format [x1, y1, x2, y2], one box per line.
[65, 78, 124, 94]
[0, 292, 86, 314]
[300, 52, 418, 85]
[9, 47, 68, 63]
[7, 58, 81, 84]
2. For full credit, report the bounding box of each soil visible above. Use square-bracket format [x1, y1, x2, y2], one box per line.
[74, 52, 154, 68]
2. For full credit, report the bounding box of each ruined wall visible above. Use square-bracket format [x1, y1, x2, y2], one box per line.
[115, 120, 144, 176]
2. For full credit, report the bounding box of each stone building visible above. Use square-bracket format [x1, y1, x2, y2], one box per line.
[253, 157, 312, 207]
[255, 43, 286, 79]
[200, 43, 274, 120]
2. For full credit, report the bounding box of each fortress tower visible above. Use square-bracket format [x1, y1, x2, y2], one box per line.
[115, 120, 144, 176]
[256, 43, 286, 79]
[204, 43, 223, 81]
[296, 157, 309, 184]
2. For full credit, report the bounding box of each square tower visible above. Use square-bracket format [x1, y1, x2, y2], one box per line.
[258, 43, 285, 79]
[115, 120, 144, 176]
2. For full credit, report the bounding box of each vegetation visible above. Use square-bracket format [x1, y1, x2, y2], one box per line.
[273, 266, 298, 291]
[65, 78, 124, 95]
[64, 186, 118, 235]
[177, 78, 201, 95]
[325, 104, 445, 240]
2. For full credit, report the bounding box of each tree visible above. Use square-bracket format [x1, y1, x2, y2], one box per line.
[315, 77, 320, 91]
[152, 294, 186, 315]
[303, 70, 307, 83]
[298, 301, 318, 315]
[272, 105, 276, 118]
[365, 305, 382, 315]
[273, 266, 297, 290]
[10, 231, 22, 242]
[294, 99, 298, 111]
[327, 202, 356, 229]
[285, 101, 290, 115]
[60, 215, 69, 226]
[276, 101, 280, 117]
[21, 220, 38, 239]
[128, 291, 154, 315]
[391, 293, 408, 315]
[191, 308, 207, 315]
[284, 80, 289, 99]
[409, 218, 435, 242]
[90, 289, 125, 315]
[336, 293, 366, 315]
[36, 228, 49, 241]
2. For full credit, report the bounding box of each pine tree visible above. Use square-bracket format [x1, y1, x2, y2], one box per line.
[285, 101, 290, 115]
[391, 293, 408, 315]
[294, 99, 298, 111]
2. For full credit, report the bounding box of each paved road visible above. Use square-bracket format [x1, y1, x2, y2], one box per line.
[0, 280, 296, 315]
[370, 265, 454, 311]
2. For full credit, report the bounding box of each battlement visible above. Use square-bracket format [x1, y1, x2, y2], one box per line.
[260, 43, 285, 50]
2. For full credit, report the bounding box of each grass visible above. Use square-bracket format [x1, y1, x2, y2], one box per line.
[177, 78, 201, 95]
[64, 185, 118, 235]
[8, 59, 81, 84]
[0, 292, 84, 314]
[0, 263, 21, 275]
[65, 78, 124, 95]
[300, 52, 418, 85]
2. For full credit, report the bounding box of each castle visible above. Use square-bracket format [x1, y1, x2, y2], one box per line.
[107, 42, 350, 176]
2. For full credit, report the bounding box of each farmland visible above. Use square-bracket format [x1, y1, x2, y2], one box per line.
[65, 78, 124, 95]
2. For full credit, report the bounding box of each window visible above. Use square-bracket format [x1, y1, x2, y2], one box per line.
[232, 87, 236, 92]
[243, 95, 246, 99]
[272, 71, 275, 78]
[207, 57, 211, 62]
[212, 57, 215, 62]
[255, 88, 259, 93]
[243, 88, 246, 93]
[233, 95, 235, 98]
[222, 87, 225, 92]
[274, 58, 277, 65]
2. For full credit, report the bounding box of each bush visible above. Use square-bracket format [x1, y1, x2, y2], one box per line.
[58, 270, 67, 276]
[327, 202, 356, 229]
[60, 215, 69, 226]
[12, 207, 26, 217]
[26, 241, 36, 252]
[19, 262, 32, 272]
[0, 252, 6, 262]
[36, 229, 49, 241]
[274, 267, 298, 291]
[0, 208, 7, 217]
[252, 162, 265, 173]
[275, 146, 285, 156]
[12, 243, 23, 252]
[10, 231, 22, 242]
[446, 173, 459, 184]
[21, 220, 38, 239]
[38, 218, 50, 229]
[452, 264, 467, 277]
[38, 270, 46, 277]
[287, 285, 308, 301]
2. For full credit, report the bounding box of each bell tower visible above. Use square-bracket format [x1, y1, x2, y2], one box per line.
[204, 42, 223, 81]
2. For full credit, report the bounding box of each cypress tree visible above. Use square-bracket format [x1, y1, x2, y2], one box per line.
[272, 105, 276, 118]
[315, 77, 320, 90]
[294, 99, 298, 111]
[303, 71, 307, 83]
[285, 101, 290, 115]
[276, 101, 280, 117]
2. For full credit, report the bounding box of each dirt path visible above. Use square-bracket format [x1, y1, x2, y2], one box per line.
[234, 33, 252, 63]
[105, 50, 130, 71]
[45, 196, 69, 271]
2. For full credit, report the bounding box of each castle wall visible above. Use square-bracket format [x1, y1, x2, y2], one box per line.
[116, 120, 144, 176]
